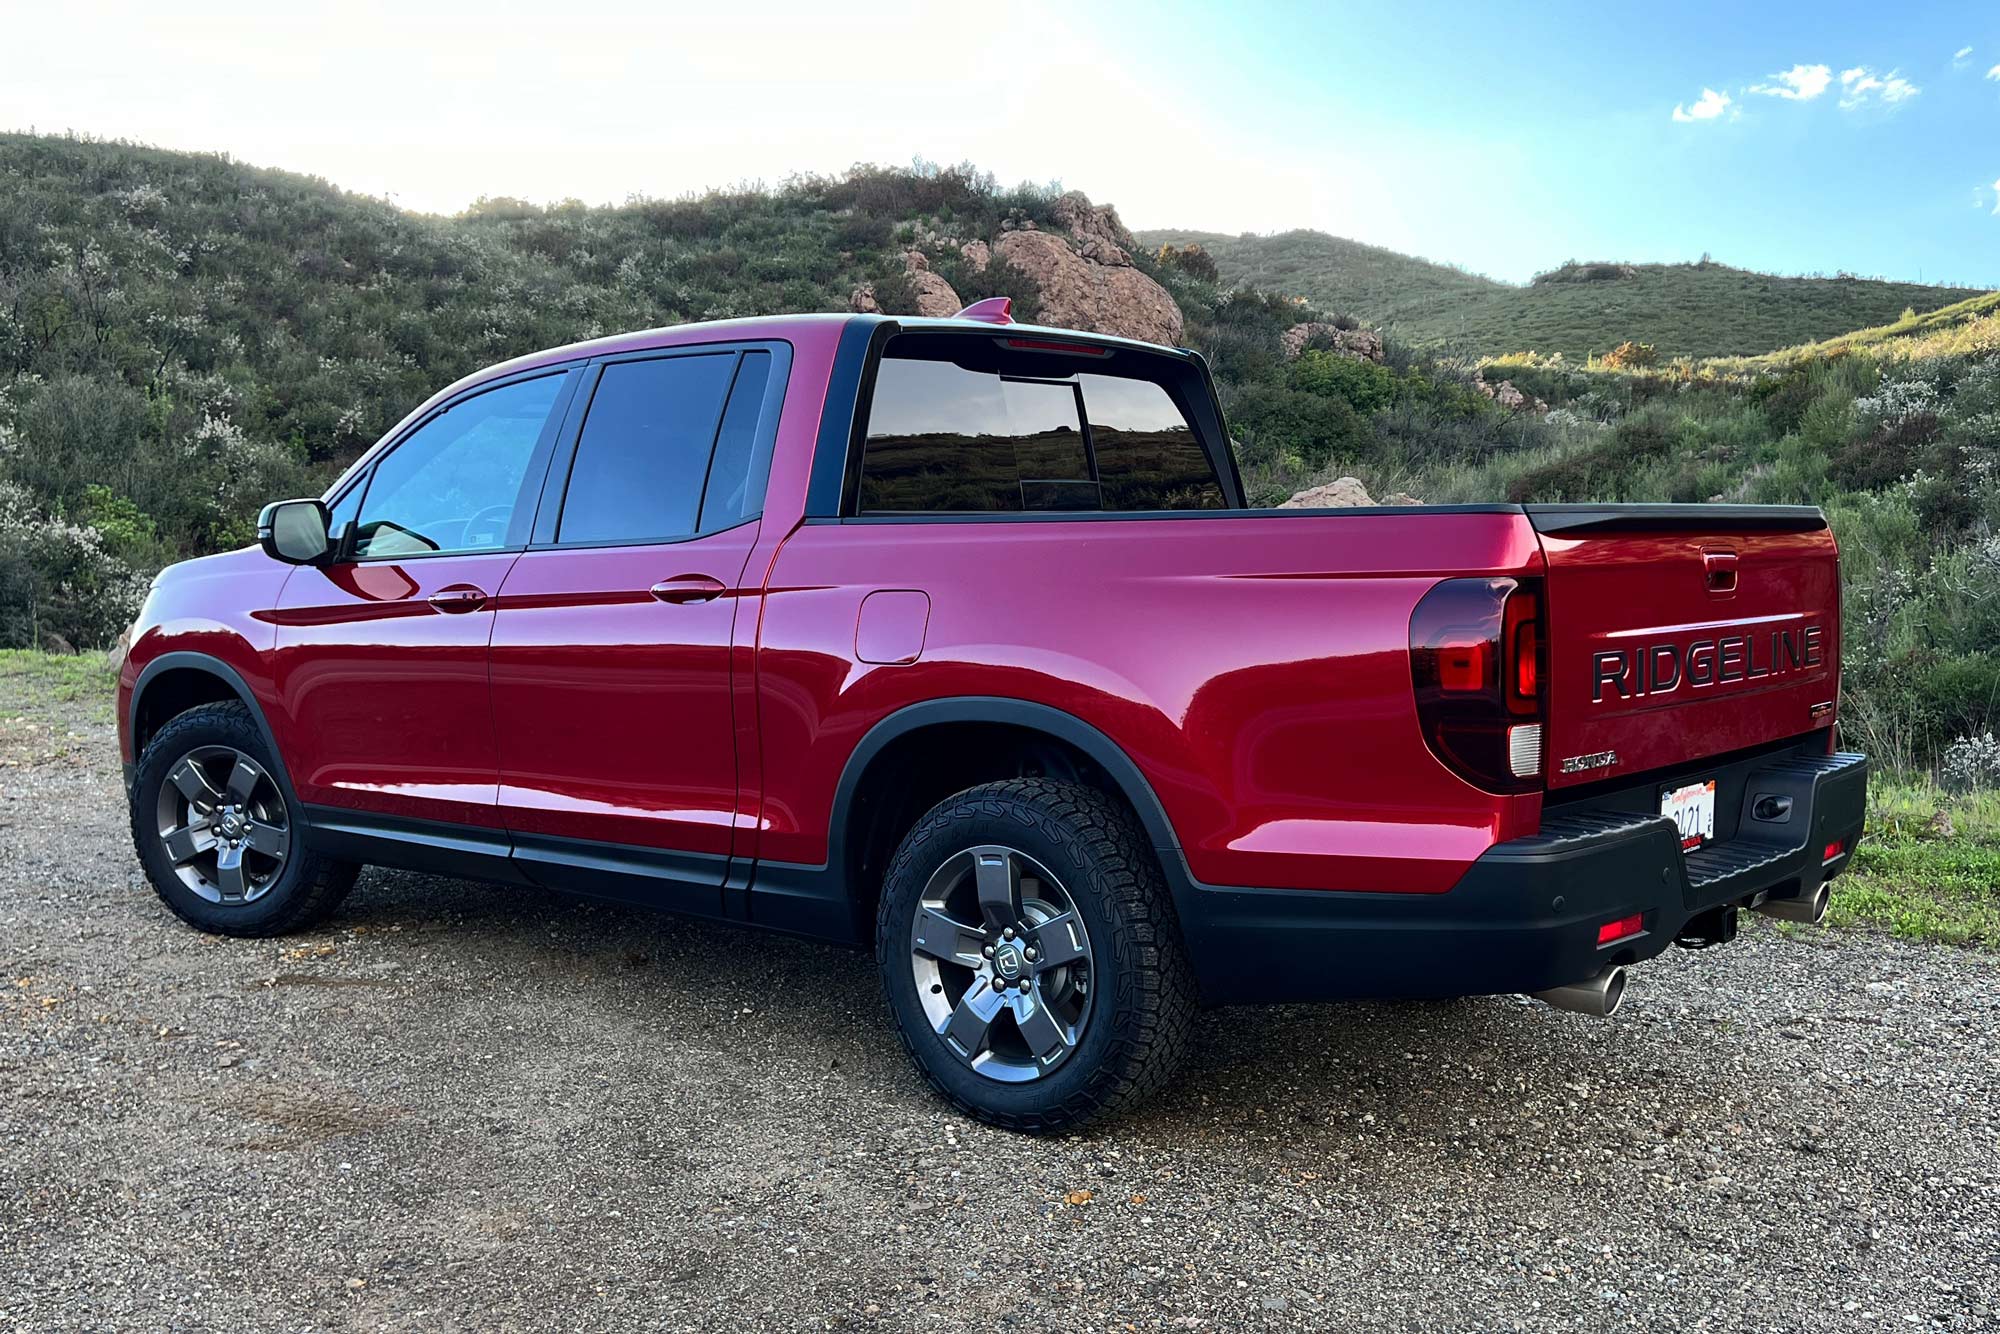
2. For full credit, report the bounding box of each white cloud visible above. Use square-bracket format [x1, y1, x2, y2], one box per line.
[1672, 87, 1733, 122]
[1955, 45, 1974, 62]
[1839, 66, 1920, 108]
[1989, 64, 2000, 81]
[1750, 63, 1833, 100]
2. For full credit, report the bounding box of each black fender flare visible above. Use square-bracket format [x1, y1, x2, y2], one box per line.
[825, 696, 1186, 877]
[127, 651, 303, 810]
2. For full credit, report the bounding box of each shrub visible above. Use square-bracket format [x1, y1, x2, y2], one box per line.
[1601, 340, 1660, 370]
[1941, 734, 2000, 792]
[1154, 243, 1219, 285]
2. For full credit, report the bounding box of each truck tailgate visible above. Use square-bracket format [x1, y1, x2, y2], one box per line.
[1528, 505, 1841, 790]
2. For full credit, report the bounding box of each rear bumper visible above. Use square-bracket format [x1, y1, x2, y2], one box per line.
[1175, 750, 1868, 1005]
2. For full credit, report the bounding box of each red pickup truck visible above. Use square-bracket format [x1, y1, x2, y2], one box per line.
[119, 305, 1867, 1129]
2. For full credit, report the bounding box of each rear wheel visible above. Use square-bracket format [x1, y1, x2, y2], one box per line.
[130, 702, 358, 936]
[877, 779, 1196, 1131]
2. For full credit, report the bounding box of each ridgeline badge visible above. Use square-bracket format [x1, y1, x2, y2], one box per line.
[1591, 624, 1824, 704]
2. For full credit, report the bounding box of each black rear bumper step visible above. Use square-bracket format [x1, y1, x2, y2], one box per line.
[1169, 750, 1868, 1006]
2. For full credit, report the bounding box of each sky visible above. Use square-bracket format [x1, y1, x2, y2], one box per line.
[5, 0, 1997, 287]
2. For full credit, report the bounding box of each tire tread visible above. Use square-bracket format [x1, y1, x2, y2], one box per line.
[130, 701, 358, 937]
[875, 778, 1197, 1132]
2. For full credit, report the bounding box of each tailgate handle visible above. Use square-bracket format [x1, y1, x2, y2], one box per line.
[1702, 551, 1738, 596]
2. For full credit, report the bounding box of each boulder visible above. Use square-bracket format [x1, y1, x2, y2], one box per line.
[105, 627, 132, 675]
[1281, 322, 1385, 363]
[848, 254, 964, 319]
[1278, 477, 1378, 509]
[1476, 378, 1548, 413]
[958, 239, 991, 270]
[901, 250, 963, 318]
[1277, 478, 1422, 509]
[1049, 191, 1137, 263]
[993, 229, 1183, 345]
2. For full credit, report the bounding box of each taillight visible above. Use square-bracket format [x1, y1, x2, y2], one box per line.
[1410, 577, 1547, 793]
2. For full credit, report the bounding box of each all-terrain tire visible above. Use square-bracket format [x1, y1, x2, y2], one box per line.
[130, 701, 358, 937]
[876, 779, 1198, 1132]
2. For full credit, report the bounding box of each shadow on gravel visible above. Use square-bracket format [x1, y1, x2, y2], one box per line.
[327, 866, 1738, 1146]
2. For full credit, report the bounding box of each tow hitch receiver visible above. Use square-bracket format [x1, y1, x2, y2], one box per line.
[1675, 904, 1739, 950]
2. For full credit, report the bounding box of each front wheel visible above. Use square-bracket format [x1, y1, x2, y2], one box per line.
[876, 779, 1197, 1132]
[129, 701, 358, 936]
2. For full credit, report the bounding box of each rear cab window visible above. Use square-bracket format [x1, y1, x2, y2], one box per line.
[854, 332, 1230, 515]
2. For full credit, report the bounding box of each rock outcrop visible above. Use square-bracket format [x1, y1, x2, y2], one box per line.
[1476, 378, 1549, 413]
[993, 229, 1182, 345]
[1277, 477, 1419, 509]
[848, 250, 964, 319]
[1281, 322, 1386, 363]
[852, 194, 1184, 344]
[899, 250, 963, 318]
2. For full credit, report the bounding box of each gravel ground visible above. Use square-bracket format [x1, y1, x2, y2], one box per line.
[3, 683, 1997, 1333]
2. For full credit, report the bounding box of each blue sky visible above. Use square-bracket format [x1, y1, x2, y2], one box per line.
[1082, 0, 2000, 285]
[5, 0, 1995, 288]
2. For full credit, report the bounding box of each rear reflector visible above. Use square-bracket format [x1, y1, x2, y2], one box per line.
[1823, 840, 1844, 862]
[1597, 913, 1645, 946]
[1507, 723, 1543, 778]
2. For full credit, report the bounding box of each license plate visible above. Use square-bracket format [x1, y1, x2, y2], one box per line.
[1661, 779, 1716, 851]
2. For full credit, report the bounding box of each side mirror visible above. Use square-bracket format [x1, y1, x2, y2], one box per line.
[257, 498, 334, 566]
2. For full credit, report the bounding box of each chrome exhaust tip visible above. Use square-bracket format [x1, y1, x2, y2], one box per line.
[1753, 882, 1830, 925]
[1531, 965, 1628, 1018]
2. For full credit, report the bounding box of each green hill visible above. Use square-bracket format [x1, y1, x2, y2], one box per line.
[1136, 228, 1502, 324]
[1759, 289, 2000, 364]
[1138, 229, 1979, 361]
[0, 133, 1992, 775]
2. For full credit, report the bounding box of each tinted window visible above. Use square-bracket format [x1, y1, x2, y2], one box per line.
[355, 374, 562, 559]
[559, 354, 736, 545]
[1078, 374, 1224, 511]
[698, 351, 774, 531]
[859, 359, 1091, 512]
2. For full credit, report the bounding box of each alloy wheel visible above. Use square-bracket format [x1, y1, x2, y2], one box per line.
[152, 745, 291, 904]
[909, 844, 1095, 1082]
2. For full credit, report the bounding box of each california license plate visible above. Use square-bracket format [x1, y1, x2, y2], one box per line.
[1661, 779, 1717, 851]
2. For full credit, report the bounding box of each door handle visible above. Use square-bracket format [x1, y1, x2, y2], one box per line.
[650, 574, 728, 605]
[1702, 551, 1738, 596]
[426, 585, 489, 613]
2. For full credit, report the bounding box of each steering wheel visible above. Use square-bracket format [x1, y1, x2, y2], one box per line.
[463, 504, 514, 547]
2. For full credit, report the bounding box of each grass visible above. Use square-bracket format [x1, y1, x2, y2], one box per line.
[1142, 229, 1985, 361]
[1827, 781, 2000, 947]
[1752, 289, 2000, 365]
[0, 648, 116, 704]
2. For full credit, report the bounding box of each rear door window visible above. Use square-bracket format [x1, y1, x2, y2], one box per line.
[556, 354, 738, 545]
[698, 351, 776, 531]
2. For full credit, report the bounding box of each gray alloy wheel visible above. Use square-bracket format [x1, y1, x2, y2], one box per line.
[151, 744, 291, 904]
[909, 843, 1095, 1082]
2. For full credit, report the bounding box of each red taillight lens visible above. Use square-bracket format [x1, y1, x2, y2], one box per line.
[1410, 577, 1546, 793]
[1597, 913, 1645, 946]
[1437, 640, 1490, 692]
[1823, 840, 1844, 862]
[1505, 591, 1539, 710]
